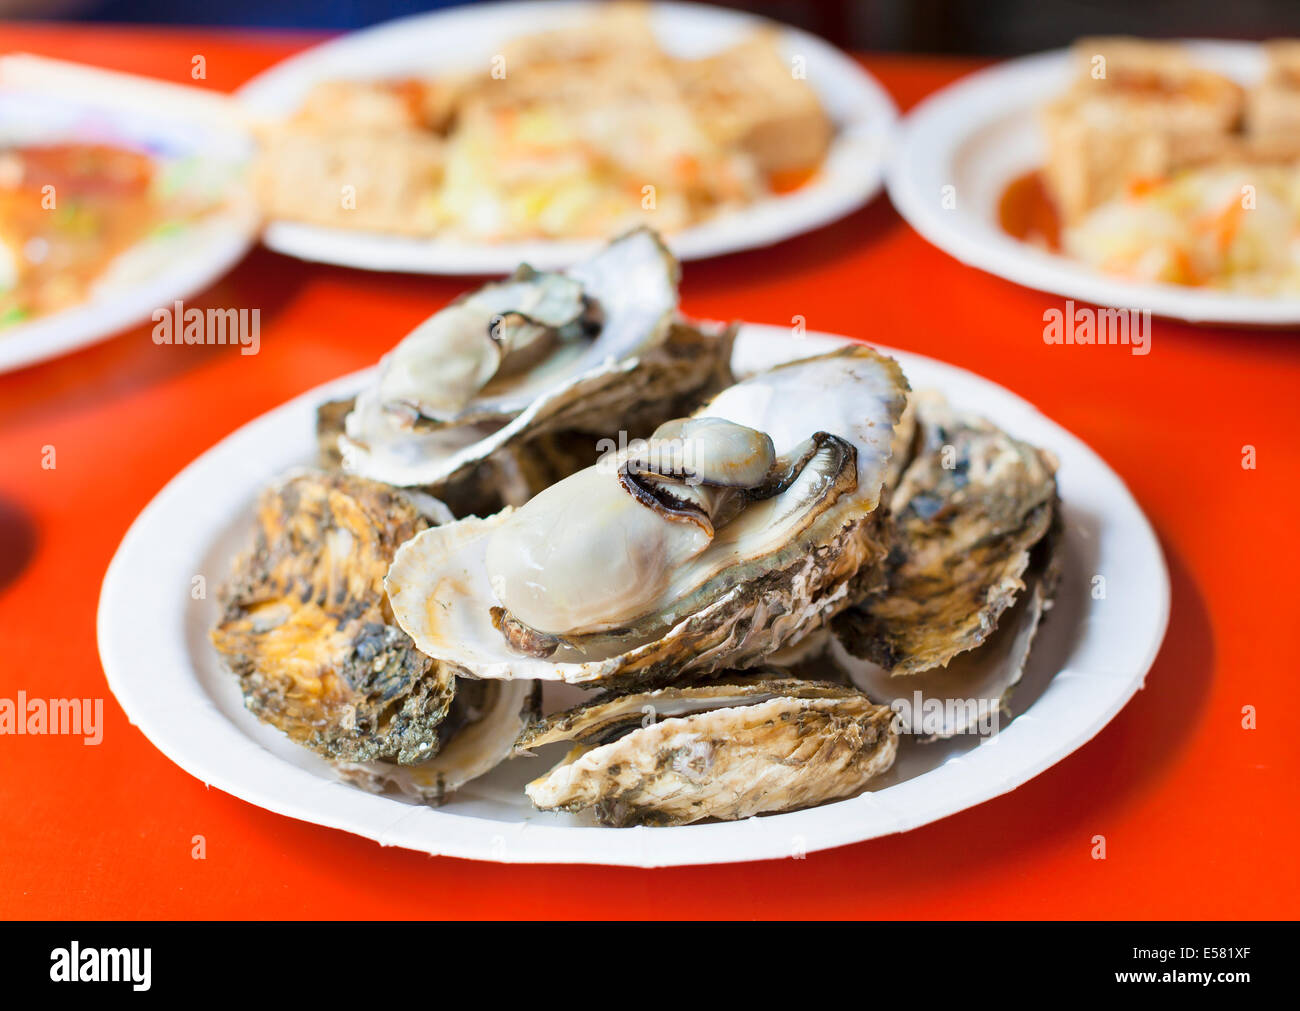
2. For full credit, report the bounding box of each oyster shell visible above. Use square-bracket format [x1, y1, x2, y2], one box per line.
[315, 397, 354, 469]
[832, 392, 1059, 675]
[339, 228, 684, 488]
[337, 677, 539, 804]
[209, 471, 523, 798]
[830, 517, 1061, 737]
[517, 675, 898, 826]
[386, 345, 910, 688]
[211, 471, 454, 764]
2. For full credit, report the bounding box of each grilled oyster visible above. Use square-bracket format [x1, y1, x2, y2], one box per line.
[833, 392, 1059, 676]
[210, 471, 526, 797]
[517, 675, 898, 826]
[339, 228, 683, 488]
[387, 345, 910, 688]
[319, 318, 736, 516]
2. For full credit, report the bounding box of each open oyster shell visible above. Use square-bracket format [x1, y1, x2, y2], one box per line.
[833, 392, 1059, 676]
[830, 517, 1061, 737]
[338, 228, 684, 489]
[518, 675, 898, 826]
[386, 346, 910, 689]
[828, 392, 1062, 738]
[209, 471, 524, 798]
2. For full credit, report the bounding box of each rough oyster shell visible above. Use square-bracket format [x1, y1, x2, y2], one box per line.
[833, 391, 1059, 675]
[831, 516, 1062, 737]
[517, 675, 898, 826]
[339, 228, 682, 488]
[209, 471, 524, 798]
[337, 677, 539, 804]
[211, 471, 454, 765]
[386, 346, 910, 688]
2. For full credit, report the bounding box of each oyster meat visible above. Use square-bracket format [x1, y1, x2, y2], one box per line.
[518, 675, 898, 826]
[210, 471, 531, 798]
[386, 345, 910, 688]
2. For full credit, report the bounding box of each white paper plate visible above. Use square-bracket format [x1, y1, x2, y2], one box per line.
[888, 41, 1300, 325]
[0, 62, 259, 374]
[235, 1, 897, 274]
[97, 324, 1168, 866]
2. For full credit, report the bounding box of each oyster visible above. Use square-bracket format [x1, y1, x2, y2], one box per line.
[321, 318, 737, 516]
[833, 392, 1059, 676]
[517, 675, 898, 826]
[209, 471, 527, 797]
[831, 521, 1061, 737]
[387, 345, 910, 688]
[339, 228, 686, 488]
[827, 392, 1061, 737]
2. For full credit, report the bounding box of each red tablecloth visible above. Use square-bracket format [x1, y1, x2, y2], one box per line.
[1, 23, 1296, 920]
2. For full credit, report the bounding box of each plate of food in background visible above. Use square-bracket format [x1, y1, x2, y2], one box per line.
[888, 37, 1300, 325]
[98, 231, 1169, 865]
[237, 1, 898, 274]
[0, 57, 259, 373]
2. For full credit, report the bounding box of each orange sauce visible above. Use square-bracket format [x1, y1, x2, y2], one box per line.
[997, 169, 1062, 251]
[768, 165, 818, 195]
[0, 144, 159, 326]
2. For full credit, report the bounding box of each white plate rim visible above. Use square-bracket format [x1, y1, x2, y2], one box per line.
[235, 0, 899, 274]
[0, 79, 260, 375]
[96, 324, 1170, 866]
[886, 40, 1300, 325]
[0, 217, 257, 375]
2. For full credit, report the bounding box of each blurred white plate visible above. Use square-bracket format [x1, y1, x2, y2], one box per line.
[236, 1, 898, 273]
[888, 41, 1300, 325]
[0, 59, 259, 374]
[98, 324, 1168, 866]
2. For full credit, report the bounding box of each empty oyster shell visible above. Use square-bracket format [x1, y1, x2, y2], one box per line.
[830, 516, 1061, 737]
[518, 675, 898, 825]
[386, 346, 910, 688]
[340, 228, 682, 488]
[209, 471, 523, 798]
[833, 392, 1059, 675]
